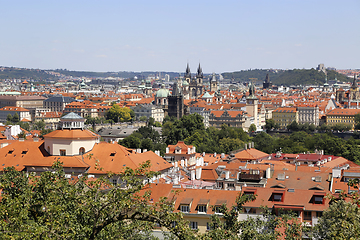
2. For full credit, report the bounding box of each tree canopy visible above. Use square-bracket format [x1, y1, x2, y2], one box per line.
[106, 105, 134, 123]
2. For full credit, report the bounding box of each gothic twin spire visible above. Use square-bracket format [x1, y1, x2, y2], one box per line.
[185, 63, 203, 78]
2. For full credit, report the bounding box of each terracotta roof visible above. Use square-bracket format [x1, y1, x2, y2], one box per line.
[0, 106, 30, 112]
[167, 141, 194, 154]
[327, 108, 360, 116]
[234, 148, 269, 161]
[43, 129, 99, 140]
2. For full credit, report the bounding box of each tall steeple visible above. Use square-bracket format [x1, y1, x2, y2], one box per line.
[196, 63, 203, 78]
[185, 63, 191, 79]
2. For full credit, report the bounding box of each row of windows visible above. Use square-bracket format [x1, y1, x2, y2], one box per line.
[58, 147, 85, 156]
[180, 204, 222, 214]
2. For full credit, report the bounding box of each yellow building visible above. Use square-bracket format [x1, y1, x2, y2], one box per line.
[272, 107, 298, 129]
[326, 108, 360, 129]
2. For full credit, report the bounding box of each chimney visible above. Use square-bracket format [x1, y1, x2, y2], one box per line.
[191, 170, 195, 180]
[166, 147, 169, 154]
[181, 160, 184, 167]
[225, 171, 230, 180]
[245, 143, 247, 150]
[252, 142, 254, 148]
[214, 152, 217, 158]
[202, 152, 205, 157]
[196, 167, 202, 180]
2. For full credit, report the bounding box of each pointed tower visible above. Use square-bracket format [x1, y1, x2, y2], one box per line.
[185, 63, 191, 84]
[246, 81, 258, 129]
[210, 73, 218, 92]
[350, 74, 359, 100]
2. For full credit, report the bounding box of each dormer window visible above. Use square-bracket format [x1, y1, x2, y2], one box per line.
[180, 205, 190, 213]
[198, 205, 207, 214]
[271, 191, 284, 202]
[314, 196, 323, 204]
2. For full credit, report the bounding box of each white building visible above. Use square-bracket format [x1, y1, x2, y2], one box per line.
[0, 106, 31, 122]
[44, 112, 100, 156]
[131, 104, 164, 123]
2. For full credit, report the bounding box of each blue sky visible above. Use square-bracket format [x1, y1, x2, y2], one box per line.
[1, 0, 359, 73]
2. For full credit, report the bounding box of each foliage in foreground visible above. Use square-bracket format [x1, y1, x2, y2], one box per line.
[1, 160, 359, 239]
[0, 161, 188, 240]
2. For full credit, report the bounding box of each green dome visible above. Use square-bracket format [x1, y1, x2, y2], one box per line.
[202, 92, 213, 98]
[182, 80, 189, 86]
[156, 88, 169, 98]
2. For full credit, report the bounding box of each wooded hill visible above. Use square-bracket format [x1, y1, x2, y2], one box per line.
[222, 69, 352, 86]
[0, 67, 58, 81]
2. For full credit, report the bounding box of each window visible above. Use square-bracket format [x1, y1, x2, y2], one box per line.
[112, 179, 117, 186]
[79, 147, 85, 155]
[60, 149, 66, 156]
[180, 205, 189, 213]
[316, 212, 322, 218]
[215, 206, 222, 214]
[273, 193, 283, 202]
[189, 221, 198, 230]
[304, 211, 312, 221]
[198, 205, 207, 213]
[314, 196, 323, 204]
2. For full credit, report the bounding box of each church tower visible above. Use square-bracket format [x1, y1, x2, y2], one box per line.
[168, 77, 184, 119]
[350, 74, 360, 101]
[196, 63, 203, 85]
[210, 73, 218, 92]
[246, 82, 258, 129]
[185, 63, 191, 84]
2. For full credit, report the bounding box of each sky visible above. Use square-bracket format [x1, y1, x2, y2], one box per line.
[1, 0, 359, 73]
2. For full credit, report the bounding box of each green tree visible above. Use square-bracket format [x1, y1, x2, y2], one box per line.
[120, 134, 141, 149]
[12, 113, 19, 123]
[33, 120, 46, 131]
[17, 131, 26, 140]
[264, 119, 275, 130]
[139, 116, 148, 122]
[6, 114, 12, 123]
[218, 138, 244, 154]
[140, 138, 154, 151]
[106, 104, 134, 123]
[249, 124, 256, 132]
[287, 121, 299, 131]
[18, 122, 30, 131]
[40, 129, 53, 138]
[314, 199, 360, 239]
[355, 113, 360, 130]
[0, 161, 193, 240]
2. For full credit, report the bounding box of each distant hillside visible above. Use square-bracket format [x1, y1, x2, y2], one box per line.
[222, 69, 351, 86]
[0, 67, 58, 80]
[55, 70, 183, 79]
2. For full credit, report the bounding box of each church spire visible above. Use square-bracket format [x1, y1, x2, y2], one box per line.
[196, 63, 203, 78]
[185, 63, 191, 79]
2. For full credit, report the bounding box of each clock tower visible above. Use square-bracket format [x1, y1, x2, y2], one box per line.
[246, 82, 258, 129]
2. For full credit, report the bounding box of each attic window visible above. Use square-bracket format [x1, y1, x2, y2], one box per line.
[21, 151, 28, 154]
[8, 150, 13, 154]
[110, 152, 116, 156]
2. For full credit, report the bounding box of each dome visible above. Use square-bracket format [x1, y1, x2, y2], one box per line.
[202, 92, 213, 98]
[156, 85, 169, 98]
[182, 80, 189, 86]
